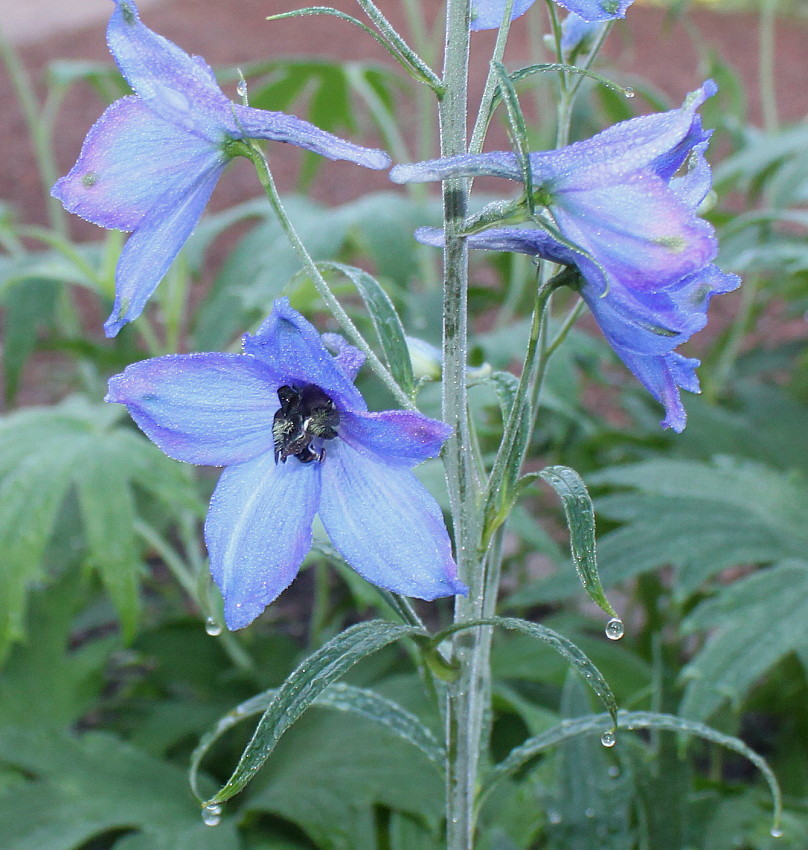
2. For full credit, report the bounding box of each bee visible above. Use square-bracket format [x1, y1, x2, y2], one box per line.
[273, 384, 339, 464]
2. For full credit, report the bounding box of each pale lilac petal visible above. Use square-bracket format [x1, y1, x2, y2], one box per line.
[318, 440, 466, 599]
[554, 0, 635, 22]
[340, 410, 452, 468]
[321, 333, 366, 382]
[391, 152, 522, 184]
[206, 452, 321, 630]
[670, 143, 712, 210]
[51, 97, 219, 231]
[233, 105, 390, 170]
[107, 0, 235, 139]
[106, 353, 279, 465]
[243, 298, 366, 412]
[104, 162, 224, 336]
[470, 0, 537, 31]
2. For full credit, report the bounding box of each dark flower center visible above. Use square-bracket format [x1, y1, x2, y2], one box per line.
[272, 384, 339, 464]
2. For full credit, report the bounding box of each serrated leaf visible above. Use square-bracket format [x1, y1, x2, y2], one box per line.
[681, 559, 808, 721]
[203, 619, 426, 805]
[0, 728, 241, 850]
[320, 261, 415, 395]
[539, 465, 617, 618]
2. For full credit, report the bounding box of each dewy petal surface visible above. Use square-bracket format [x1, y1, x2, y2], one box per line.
[104, 162, 224, 336]
[50, 97, 217, 232]
[206, 452, 321, 630]
[553, 0, 635, 22]
[107, 0, 235, 139]
[318, 440, 466, 600]
[339, 410, 452, 468]
[106, 353, 279, 466]
[470, 0, 537, 31]
[244, 298, 366, 412]
[233, 106, 391, 170]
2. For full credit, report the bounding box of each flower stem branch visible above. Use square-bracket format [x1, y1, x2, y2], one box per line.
[242, 142, 414, 410]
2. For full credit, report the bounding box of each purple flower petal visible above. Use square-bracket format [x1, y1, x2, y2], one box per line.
[554, 0, 635, 22]
[318, 440, 466, 600]
[106, 353, 279, 465]
[321, 333, 366, 382]
[104, 162, 224, 336]
[339, 410, 452, 468]
[107, 0, 235, 140]
[470, 0, 537, 31]
[51, 97, 219, 232]
[243, 298, 367, 412]
[232, 105, 390, 170]
[206, 451, 321, 630]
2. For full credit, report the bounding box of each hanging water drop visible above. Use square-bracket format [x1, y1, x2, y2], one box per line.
[236, 79, 248, 99]
[548, 809, 562, 825]
[770, 826, 784, 839]
[605, 617, 624, 641]
[205, 617, 222, 636]
[202, 803, 222, 827]
[624, 86, 635, 98]
[600, 729, 617, 748]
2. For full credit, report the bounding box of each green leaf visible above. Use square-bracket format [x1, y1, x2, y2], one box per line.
[681, 559, 808, 721]
[0, 728, 242, 850]
[320, 262, 414, 395]
[492, 62, 534, 212]
[539, 465, 617, 618]
[483, 710, 782, 838]
[433, 616, 617, 725]
[191, 681, 443, 801]
[202, 620, 427, 805]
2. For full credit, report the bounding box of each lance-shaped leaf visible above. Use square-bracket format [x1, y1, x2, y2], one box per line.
[539, 465, 618, 618]
[481, 709, 782, 838]
[202, 620, 427, 805]
[432, 616, 617, 725]
[190, 681, 443, 801]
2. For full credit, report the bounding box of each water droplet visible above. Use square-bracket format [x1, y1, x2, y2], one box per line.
[202, 803, 222, 827]
[605, 617, 624, 641]
[548, 809, 562, 825]
[82, 172, 98, 188]
[624, 86, 635, 98]
[236, 79, 248, 98]
[608, 765, 620, 778]
[600, 730, 617, 748]
[584, 807, 596, 819]
[770, 826, 784, 839]
[205, 617, 222, 636]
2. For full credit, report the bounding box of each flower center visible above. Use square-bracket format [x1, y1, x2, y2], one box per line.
[272, 384, 339, 464]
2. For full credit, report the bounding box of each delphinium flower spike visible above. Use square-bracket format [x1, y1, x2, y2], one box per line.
[394, 83, 739, 432]
[52, 0, 391, 337]
[107, 298, 466, 630]
[470, 0, 635, 30]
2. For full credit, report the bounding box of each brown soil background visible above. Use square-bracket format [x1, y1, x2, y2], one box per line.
[3, 1, 807, 228]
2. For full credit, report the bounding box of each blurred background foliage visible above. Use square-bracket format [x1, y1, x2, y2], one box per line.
[0, 0, 807, 847]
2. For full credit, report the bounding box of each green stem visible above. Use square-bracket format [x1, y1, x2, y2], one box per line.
[439, 3, 489, 848]
[241, 142, 414, 410]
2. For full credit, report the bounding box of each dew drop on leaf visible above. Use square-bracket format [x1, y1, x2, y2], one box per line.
[605, 617, 624, 641]
[205, 617, 222, 636]
[624, 87, 635, 98]
[202, 803, 222, 827]
[600, 729, 617, 748]
[770, 827, 784, 839]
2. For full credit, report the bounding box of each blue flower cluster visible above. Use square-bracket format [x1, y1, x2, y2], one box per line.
[52, 0, 738, 628]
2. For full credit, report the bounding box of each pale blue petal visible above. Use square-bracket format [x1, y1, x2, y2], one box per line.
[560, 13, 604, 55]
[232, 105, 390, 170]
[339, 410, 452, 468]
[391, 152, 522, 184]
[243, 298, 366, 412]
[470, 0, 537, 31]
[670, 142, 712, 210]
[206, 452, 321, 630]
[321, 333, 366, 382]
[107, 0, 235, 140]
[51, 96, 218, 231]
[104, 162, 224, 336]
[554, 0, 635, 22]
[318, 440, 466, 599]
[106, 353, 279, 465]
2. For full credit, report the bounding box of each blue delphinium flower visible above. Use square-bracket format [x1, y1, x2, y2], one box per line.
[107, 298, 466, 629]
[51, 0, 390, 338]
[395, 82, 739, 431]
[470, 0, 634, 30]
